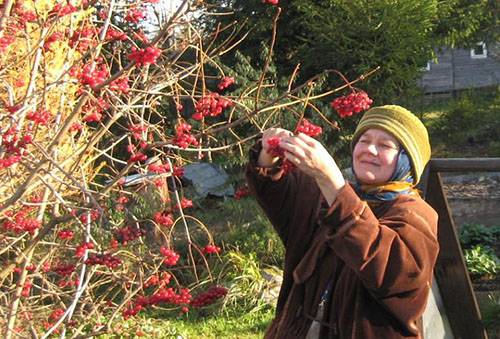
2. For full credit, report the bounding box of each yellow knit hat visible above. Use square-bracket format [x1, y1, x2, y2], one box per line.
[351, 105, 431, 185]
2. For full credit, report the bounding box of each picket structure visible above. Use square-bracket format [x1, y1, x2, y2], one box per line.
[420, 158, 500, 339]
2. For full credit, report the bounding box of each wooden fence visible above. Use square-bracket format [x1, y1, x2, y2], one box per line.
[420, 158, 500, 339]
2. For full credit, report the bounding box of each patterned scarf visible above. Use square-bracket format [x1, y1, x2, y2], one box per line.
[353, 148, 419, 202]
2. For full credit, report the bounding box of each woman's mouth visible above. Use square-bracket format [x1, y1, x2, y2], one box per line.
[360, 159, 380, 166]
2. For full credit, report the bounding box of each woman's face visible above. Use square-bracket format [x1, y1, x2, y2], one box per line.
[353, 128, 400, 184]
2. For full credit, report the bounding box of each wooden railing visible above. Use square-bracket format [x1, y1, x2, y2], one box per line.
[420, 158, 500, 339]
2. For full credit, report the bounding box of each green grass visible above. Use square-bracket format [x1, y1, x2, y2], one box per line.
[152, 306, 273, 338]
[97, 305, 274, 338]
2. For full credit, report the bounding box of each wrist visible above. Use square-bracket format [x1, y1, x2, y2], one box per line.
[316, 169, 345, 191]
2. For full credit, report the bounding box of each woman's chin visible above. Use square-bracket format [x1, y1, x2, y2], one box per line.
[356, 174, 378, 185]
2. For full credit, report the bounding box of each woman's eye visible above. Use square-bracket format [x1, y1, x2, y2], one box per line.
[381, 143, 396, 149]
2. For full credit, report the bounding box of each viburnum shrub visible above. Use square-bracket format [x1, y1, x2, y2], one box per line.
[0, 0, 376, 337]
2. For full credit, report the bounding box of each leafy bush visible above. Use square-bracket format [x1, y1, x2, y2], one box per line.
[425, 86, 500, 156]
[460, 223, 500, 249]
[463, 245, 499, 278]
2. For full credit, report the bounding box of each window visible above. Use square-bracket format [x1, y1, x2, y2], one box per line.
[470, 42, 487, 59]
[419, 61, 431, 71]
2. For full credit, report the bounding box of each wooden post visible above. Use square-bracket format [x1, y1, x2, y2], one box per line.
[424, 170, 488, 339]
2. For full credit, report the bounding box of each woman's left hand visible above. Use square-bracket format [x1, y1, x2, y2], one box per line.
[279, 133, 346, 203]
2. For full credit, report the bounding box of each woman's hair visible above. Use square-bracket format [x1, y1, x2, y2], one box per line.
[351, 105, 431, 185]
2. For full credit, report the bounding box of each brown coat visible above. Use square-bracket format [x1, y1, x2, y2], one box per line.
[245, 146, 439, 339]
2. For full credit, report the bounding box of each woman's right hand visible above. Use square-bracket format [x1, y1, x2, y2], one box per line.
[258, 127, 293, 167]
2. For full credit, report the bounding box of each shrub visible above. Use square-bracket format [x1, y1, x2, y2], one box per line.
[463, 245, 499, 278]
[0, 1, 376, 337]
[459, 223, 500, 250]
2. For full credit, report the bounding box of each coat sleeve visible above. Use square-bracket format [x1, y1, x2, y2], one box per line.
[245, 140, 321, 246]
[320, 183, 439, 297]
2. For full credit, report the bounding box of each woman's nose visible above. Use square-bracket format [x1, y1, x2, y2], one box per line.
[366, 143, 378, 155]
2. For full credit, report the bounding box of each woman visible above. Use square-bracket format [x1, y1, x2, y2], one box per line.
[246, 105, 439, 339]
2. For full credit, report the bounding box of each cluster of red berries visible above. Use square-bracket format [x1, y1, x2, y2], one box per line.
[12, 3, 37, 28]
[160, 247, 180, 266]
[144, 272, 171, 288]
[266, 138, 296, 174]
[82, 97, 110, 122]
[78, 209, 100, 224]
[263, 0, 279, 5]
[217, 76, 235, 91]
[0, 154, 22, 168]
[266, 137, 294, 175]
[173, 166, 184, 177]
[26, 109, 53, 125]
[49, 3, 77, 17]
[13, 264, 36, 274]
[123, 288, 191, 319]
[0, 153, 21, 169]
[125, 8, 146, 24]
[57, 229, 74, 240]
[234, 186, 250, 200]
[0, 125, 32, 169]
[85, 253, 122, 269]
[114, 225, 145, 245]
[192, 93, 233, 120]
[2, 208, 41, 235]
[175, 197, 193, 210]
[331, 90, 373, 118]
[49, 308, 65, 322]
[105, 27, 128, 42]
[126, 144, 148, 163]
[69, 26, 97, 53]
[265, 119, 324, 175]
[132, 30, 150, 44]
[21, 280, 32, 297]
[81, 97, 109, 123]
[0, 36, 15, 53]
[77, 62, 109, 90]
[42, 308, 66, 334]
[116, 195, 129, 211]
[173, 122, 198, 149]
[58, 278, 79, 288]
[266, 137, 285, 158]
[295, 119, 322, 137]
[190, 286, 228, 308]
[148, 162, 171, 174]
[75, 242, 94, 257]
[154, 211, 174, 227]
[128, 124, 148, 140]
[51, 263, 76, 277]
[117, 195, 129, 204]
[110, 76, 130, 93]
[44, 32, 63, 51]
[129, 152, 148, 163]
[135, 289, 190, 314]
[202, 244, 221, 255]
[127, 46, 162, 67]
